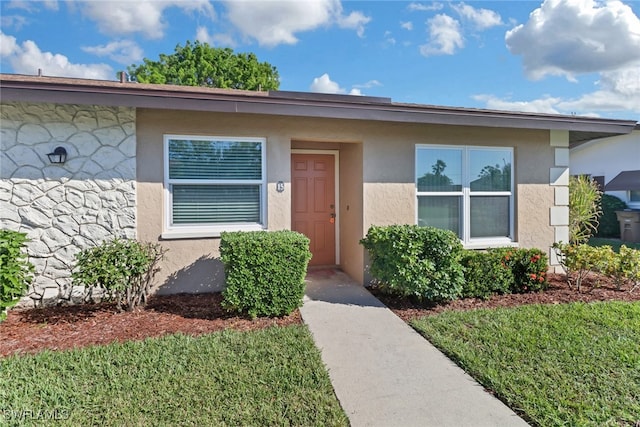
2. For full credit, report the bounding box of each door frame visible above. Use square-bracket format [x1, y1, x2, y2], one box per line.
[291, 149, 340, 265]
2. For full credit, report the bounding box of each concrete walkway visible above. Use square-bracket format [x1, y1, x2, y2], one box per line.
[300, 269, 529, 427]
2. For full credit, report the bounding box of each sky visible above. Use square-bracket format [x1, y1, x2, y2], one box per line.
[1, 0, 639, 120]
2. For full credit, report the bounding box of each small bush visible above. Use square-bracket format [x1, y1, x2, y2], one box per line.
[493, 248, 549, 293]
[360, 225, 464, 302]
[220, 231, 311, 318]
[72, 239, 166, 311]
[596, 194, 627, 238]
[0, 230, 34, 322]
[461, 250, 514, 299]
[552, 243, 607, 292]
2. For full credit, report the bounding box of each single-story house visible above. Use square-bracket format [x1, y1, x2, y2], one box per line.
[1, 73, 637, 305]
[570, 126, 640, 209]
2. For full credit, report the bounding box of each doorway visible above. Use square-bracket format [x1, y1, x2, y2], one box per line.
[291, 152, 337, 266]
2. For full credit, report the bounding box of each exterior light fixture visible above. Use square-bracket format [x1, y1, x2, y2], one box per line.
[47, 146, 67, 164]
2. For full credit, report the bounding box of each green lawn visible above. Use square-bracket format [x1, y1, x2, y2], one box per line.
[589, 237, 640, 251]
[0, 325, 348, 427]
[411, 301, 640, 426]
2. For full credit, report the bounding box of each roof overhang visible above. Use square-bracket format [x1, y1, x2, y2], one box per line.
[605, 170, 640, 191]
[1, 74, 636, 143]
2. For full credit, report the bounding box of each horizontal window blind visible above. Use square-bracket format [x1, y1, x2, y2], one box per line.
[169, 139, 262, 180]
[172, 185, 260, 224]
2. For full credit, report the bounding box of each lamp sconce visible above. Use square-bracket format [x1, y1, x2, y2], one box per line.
[47, 146, 67, 164]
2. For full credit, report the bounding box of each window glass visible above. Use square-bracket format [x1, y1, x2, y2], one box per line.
[470, 196, 510, 238]
[630, 190, 640, 202]
[469, 149, 512, 192]
[417, 196, 462, 238]
[165, 136, 265, 232]
[416, 145, 513, 244]
[416, 148, 463, 192]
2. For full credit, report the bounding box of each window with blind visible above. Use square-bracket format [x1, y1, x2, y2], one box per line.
[163, 135, 266, 237]
[416, 145, 514, 246]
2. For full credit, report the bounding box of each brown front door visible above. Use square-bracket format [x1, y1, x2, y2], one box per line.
[291, 153, 336, 266]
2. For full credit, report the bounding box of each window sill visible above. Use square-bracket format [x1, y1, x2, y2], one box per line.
[161, 224, 265, 240]
[463, 241, 519, 250]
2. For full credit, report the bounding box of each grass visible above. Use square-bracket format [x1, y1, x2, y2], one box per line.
[589, 237, 640, 251]
[411, 301, 640, 427]
[0, 325, 348, 427]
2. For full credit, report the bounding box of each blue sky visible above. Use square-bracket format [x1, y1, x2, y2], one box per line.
[1, 0, 639, 120]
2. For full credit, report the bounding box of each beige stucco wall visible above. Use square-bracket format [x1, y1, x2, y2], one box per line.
[137, 108, 558, 292]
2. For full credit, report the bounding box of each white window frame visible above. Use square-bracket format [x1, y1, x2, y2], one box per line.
[415, 144, 515, 248]
[162, 135, 267, 239]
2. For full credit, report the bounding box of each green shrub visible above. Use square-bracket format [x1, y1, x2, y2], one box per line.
[596, 194, 627, 238]
[360, 225, 464, 302]
[493, 248, 549, 293]
[72, 239, 166, 311]
[599, 245, 640, 291]
[569, 175, 602, 244]
[0, 230, 34, 322]
[552, 242, 607, 292]
[220, 231, 312, 318]
[461, 250, 513, 299]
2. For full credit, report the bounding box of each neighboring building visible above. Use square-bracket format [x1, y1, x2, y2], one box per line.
[570, 126, 640, 209]
[1, 73, 637, 305]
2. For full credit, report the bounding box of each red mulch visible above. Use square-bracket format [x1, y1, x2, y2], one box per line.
[2, 273, 638, 359]
[0, 293, 301, 358]
[372, 273, 640, 322]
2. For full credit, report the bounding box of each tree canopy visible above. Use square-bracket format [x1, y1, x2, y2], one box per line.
[127, 41, 280, 91]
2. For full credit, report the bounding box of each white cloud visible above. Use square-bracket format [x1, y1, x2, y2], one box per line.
[1, 15, 29, 31]
[310, 73, 362, 95]
[408, 2, 444, 12]
[0, 32, 19, 57]
[474, 62, 640, 116]
[196, 26, 237, 48]
[419, 14, 464, 56]
[223, 0, 370, 47]
[452, 3, 502, 30]
[506, 0, 640, 81]
[78, 1, 215, 39]
[401, 21, 413, 31]
[354, 80, 382, 89]
[473, 94, 563, 114]
[82, 40, 143, 65]
[337, 10, 371, 38]
[0, 32, 113, 80]
[311, 73, 343, 93]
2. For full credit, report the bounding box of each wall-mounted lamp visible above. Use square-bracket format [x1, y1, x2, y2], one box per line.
[47, 146, 67, 164]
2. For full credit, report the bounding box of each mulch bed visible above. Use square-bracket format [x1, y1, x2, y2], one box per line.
[2, 273, 638, 358]
[0, 293, 301, 358]
[372, 273, 640, 322]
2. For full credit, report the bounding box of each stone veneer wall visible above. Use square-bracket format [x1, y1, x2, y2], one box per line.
[0, 101, 136, 305]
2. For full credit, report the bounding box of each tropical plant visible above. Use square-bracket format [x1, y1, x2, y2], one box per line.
[569, 175, 602, 244]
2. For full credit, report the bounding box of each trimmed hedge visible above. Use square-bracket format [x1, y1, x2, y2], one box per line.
[220, 231, 312, 318]
[461, 251, 513, 299]
[360, 225, 464, 302]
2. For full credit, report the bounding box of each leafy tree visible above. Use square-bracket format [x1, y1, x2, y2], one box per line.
[418, 160, 456, 191]
[471, 162, 511, 191]
[127, 41, 279, 91]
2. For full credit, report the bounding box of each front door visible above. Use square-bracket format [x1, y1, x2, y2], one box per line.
[291, 153, 336, 266]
